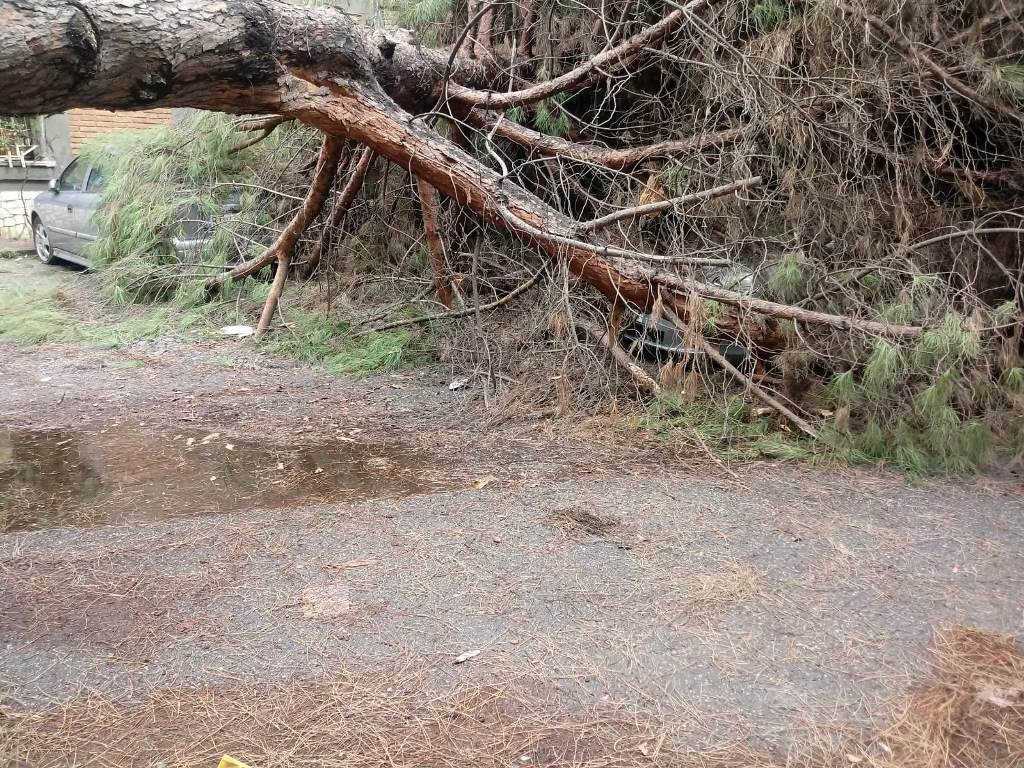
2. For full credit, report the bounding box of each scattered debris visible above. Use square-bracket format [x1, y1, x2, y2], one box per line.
[453, 649, 481, 664]
[546, 506, 619, 537]
[219, 325, 255, 338]
[330, 557, 378, 569]
[472, 475, 498, 490]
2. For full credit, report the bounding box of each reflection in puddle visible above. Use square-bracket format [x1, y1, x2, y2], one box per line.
[0, 426, 446, 532]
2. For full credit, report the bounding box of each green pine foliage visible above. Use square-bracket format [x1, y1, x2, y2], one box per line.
[533, 96, 572, 138]
[1003, 366, 1024, 394]
[385, 0, 452, 43]
[79, 112, 255, 303]
[749, 0, 791, 34]
[767, 251, 808, 302]
[913, 312, 981, 372]
[827, 369, 856, 406]
[862, 341, 905, 394]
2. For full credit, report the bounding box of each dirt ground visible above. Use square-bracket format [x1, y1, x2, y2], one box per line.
[1, 258, 1022, 767]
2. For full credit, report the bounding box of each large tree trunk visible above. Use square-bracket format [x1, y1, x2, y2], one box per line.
[0, 1, 488, 116]
[0, 0, 922, 344]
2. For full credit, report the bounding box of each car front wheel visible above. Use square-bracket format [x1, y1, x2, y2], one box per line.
[33, 217, 55, 265]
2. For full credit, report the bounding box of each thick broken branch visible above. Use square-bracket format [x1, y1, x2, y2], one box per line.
[254, 135, 346, 335]
[416, 178, 455, 308]
[304, 146, 375, 278]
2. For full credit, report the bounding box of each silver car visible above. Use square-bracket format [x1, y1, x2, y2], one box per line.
[31, 158, 240, 268]
[31, 157, 101, 267]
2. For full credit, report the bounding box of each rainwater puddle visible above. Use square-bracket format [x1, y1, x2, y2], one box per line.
[0, 425, 450, 532]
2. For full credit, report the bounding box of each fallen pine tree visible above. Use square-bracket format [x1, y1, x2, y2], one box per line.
[3, 0, 1022, 472]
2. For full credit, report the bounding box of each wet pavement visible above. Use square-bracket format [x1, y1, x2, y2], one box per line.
[0, 425, 449, 531]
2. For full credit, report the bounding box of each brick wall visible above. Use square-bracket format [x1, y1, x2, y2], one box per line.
[68, 108, 174, 154]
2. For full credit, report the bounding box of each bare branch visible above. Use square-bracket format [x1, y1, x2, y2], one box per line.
[576, 318, 661, 395]
[698, 334, 817, 438]
[466, 109, 750, 170]
[580, 176, 763, 232]
[447, 0, 714, 108]
[229, 116, 290, 153]
[908, 226, 1024, 252]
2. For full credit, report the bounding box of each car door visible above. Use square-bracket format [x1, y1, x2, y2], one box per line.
[43, 158, 88, 254]
[74, 164, 107, 255]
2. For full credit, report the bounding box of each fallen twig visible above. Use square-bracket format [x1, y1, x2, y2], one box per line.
[576, 318, 661, 395]
[361, 267, 545, 333]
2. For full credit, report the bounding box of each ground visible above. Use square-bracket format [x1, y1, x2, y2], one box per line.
[0, 256, 1022, 767]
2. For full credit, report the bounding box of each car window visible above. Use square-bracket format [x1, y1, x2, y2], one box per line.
[85, 165, 107, 194]
[60, 159, 88, 192]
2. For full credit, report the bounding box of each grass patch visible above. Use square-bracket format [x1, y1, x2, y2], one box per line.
[643, 393, 820, 462]
[750, 0, 792, 33]
[0, 270, 433, 380]
[259, 310, 431, 377]
[640, 393, 817, 462]
[0, 280, 191, 348]
[207, 355, 235, 368]
[641, 394, 767, 440]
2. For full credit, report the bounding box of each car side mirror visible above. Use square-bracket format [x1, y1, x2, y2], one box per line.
[48, 179, 59, 193]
